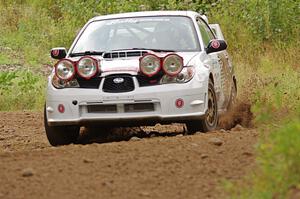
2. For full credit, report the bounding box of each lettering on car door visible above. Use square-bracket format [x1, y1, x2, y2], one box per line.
[217, 52, 231, 107]
[196, 17, 229, 109]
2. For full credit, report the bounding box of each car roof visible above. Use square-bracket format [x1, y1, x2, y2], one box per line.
[90, 11, 200, 22]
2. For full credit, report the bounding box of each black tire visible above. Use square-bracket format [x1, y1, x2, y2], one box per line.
[186, 80, 218, 134]
[44, 107, 80, 146]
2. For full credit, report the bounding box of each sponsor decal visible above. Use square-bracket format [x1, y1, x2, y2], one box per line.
[175, 98, 184, 108]
[105, 18, 170, 25]
[58, 104, 65, 113]
[211, 40, 220, 49]
[52, 49, 60, 57]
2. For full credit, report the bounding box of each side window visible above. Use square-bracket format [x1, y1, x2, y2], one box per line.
[196, 18, 215, 47]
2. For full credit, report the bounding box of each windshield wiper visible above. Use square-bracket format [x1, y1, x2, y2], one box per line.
[69, 51, 104, 57]
[110, 48, 175, 52]
[133, 48, 176, 52]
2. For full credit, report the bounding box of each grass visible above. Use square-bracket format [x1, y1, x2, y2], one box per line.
[226, 51, 300, 198]
[0, 0, 299, 198]
[257, 119, 300, 198]
[0, 70, 45, 111]
[235, 50, 300, 123]
[0, 54, 11, 65]
[225, 117, 300, 199]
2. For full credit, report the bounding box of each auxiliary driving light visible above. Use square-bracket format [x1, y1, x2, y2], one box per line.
[77, 56, 99, 79]
[162, 54, 183, 76]
[140, 54, 161, 77]
[55, 59, 76, 81]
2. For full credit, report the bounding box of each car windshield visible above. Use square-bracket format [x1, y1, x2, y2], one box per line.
[71, 16, 200, 54]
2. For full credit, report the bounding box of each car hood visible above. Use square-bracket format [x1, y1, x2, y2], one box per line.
[93, 52, 199, 76]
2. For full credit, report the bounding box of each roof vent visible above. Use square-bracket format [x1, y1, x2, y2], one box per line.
[103, 50, 148, 59]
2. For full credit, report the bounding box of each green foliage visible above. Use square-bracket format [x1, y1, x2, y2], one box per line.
[209, 0, 299, 68]
[211, 0, 299, 42]
[0, 0, 298, 69]
[0, 54, 11, 65]
[238, 58, 300, 124]
[0, 71, 45, 111]
[0, 72, 17, 92]
[227, 118, 300, 199]
[258, 119, 300, 198]
[0, 0, 298, 67]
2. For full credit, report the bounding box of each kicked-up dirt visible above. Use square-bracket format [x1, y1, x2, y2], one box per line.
[0, 109, 258, 199]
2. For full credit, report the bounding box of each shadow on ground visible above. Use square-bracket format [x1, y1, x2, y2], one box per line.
[77, 125, 186, 145]
[75, 98, 254, 145]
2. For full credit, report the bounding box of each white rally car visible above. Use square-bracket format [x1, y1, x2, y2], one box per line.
[45, 11, 237, 146]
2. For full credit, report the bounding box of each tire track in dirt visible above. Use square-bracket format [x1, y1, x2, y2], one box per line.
[0, 111, 257, 199]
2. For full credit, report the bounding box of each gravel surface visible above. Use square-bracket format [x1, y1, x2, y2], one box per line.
[0, 111, 258, 199]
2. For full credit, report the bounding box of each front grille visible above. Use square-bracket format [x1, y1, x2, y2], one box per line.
[87, 104, 117, 113]
[124, 103, 155, 113]
[102, 75, 134, 93]
[136, 73, 164, 87]
[77, 77, 102, 89]
[86, 103, 155, 113]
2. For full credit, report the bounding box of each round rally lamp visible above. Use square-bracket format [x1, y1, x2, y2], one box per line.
[55, 59, 76, 81]
[140, 54, 161, 77]
[77, 56, 99, 79]
[162, 54, 183, 76]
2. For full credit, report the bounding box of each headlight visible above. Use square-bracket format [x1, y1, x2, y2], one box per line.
[139, 54, 161, 77]
[160, 66, 195, 84]
[162, 54, 183, 76]
[55, 59, 75, 81]
[77, 56, 99, 79]
[51, 73, 79, 89]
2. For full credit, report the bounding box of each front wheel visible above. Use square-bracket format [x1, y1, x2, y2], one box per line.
[44, 107, 80, 146]
[186, 80, 218, 134]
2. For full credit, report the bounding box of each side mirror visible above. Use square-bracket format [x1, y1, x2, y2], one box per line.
[50, 47, 67, 59]
[206, 39, 227, 54]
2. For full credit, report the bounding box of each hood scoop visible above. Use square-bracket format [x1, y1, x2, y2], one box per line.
[103, 50, 148, 59]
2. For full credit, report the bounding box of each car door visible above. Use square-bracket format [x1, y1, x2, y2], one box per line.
[210, 24, 233, 108]
[196, 18, 230, 111]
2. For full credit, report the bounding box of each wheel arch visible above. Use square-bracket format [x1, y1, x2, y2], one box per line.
[209, 73, 214, 85]
[233, 75, 237, 92]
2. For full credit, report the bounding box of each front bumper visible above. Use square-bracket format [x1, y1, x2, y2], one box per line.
[46, 75, 209, 126]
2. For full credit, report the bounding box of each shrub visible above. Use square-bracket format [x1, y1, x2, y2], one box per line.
[0, 70, 45, 111]
[227, 117, 300, 199]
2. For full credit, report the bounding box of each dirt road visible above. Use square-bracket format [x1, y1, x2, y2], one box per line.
[0, 111, 257, 199]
